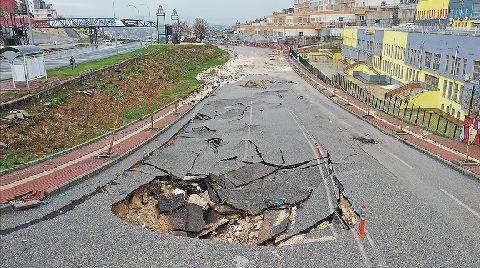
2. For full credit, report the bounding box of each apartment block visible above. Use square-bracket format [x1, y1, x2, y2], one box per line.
[342, 27, 480, 119]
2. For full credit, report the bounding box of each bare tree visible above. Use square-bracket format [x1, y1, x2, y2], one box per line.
[179, 21, 192, 38]
[193, 18, 209, 41]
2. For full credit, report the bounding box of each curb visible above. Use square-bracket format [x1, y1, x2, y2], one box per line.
[290, 59, 480, 182]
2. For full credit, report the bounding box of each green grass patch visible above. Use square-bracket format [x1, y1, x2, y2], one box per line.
[47, 44, 167, 78]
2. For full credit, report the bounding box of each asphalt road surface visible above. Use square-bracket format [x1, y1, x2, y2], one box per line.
[0, 42, 143, 80]
[1, 46, 479, 267]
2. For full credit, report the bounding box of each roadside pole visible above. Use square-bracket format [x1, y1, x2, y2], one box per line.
[26, 0, 34, 45]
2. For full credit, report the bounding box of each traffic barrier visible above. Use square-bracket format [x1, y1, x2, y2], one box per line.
[314, 141, 324, 159]
[359, 204, 367, 238]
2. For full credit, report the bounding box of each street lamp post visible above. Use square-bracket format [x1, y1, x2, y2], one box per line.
[156, 5, 166, 44]
[25, 0, 34, 45]
[112, 0, 118, 48]
[128, 4, 141, 46]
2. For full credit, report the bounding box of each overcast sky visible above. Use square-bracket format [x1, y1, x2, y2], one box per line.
[46, 0, 293, 25]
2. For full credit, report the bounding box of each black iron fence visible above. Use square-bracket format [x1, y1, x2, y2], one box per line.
[290, 51, 461, 140]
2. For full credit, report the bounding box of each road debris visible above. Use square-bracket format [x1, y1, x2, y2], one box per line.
[241, 80, 268, 89]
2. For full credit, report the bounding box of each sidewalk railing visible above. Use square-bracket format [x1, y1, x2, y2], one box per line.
[290, 51, 462, 140]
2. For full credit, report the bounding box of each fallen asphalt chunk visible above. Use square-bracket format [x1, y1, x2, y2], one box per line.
[157, 194, 185, 213]
[276, 185, 333, 242]
[185, 203, 206, 233]
[257, 209, 290, 245]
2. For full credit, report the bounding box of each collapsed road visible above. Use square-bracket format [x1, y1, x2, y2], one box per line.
[1, 46, 480, 267]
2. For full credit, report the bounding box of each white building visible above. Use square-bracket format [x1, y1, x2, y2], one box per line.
[32, 0, 58, 19]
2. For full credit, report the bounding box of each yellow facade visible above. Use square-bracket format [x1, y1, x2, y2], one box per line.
[343, 28, 358, 48]
[379, 30, 410, 84]
[342, 27, 467, 120]
[452, 20, 475, 28]
[416, 0, 450, 20]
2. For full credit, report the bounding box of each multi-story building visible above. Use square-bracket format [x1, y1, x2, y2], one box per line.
[342, 1, 480, 120]
[240, 0, 410, 45]
[239, 8, 365, 45]
[415, 0, 480, 27]
[32, 0, 58, 19]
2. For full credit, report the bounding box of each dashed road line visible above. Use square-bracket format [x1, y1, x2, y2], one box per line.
[386, 151, 414, 169]
[440, 189, 480, 220]
[351, 229, 373, 268]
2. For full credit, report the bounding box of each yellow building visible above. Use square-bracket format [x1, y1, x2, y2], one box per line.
[342, 27, 480, 120]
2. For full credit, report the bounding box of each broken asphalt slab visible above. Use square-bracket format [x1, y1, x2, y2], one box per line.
[257, 209, 290, 245]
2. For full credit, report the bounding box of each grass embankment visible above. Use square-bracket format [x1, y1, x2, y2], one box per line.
[0, 44, 229, 171]
[46, 46, 154, 78]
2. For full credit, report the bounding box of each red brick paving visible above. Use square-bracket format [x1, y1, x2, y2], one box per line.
[0, 102, 192, 204]
[291, 59, 480, 176]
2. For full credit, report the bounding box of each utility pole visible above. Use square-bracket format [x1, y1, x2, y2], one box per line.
[25, 0, 34, 45]
[468, 85, 476, 116]
[113, 0, 118, 48]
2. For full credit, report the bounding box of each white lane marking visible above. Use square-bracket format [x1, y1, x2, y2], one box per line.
[293, 62, 480, 163]
[243, 101, 254, 162]
[440, 189, 480, 220]
[288, 107, 378, 268]
[351, 229, 373, 268]
[386, 151, 414, 169]
[288, 109, 337, 237]
[366, 234, 387, 267]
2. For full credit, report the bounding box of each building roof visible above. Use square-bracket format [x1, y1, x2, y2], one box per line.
[0, 45, 44, 61]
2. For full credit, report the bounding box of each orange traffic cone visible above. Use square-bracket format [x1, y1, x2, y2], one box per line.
[314, 142, 324, 159]
[359, 204, 367, 238]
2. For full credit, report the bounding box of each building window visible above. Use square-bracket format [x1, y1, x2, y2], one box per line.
[458, 85, 464, 104]
[457, 111, 461, 119]
[453, 84, 459, 103]
[455, 58, 461, 76]
[473, 61, 480, 82]
[445, 55, 450, 73]
[424, 74, 439, 90]
[451, 57, 456, 74]
[433, 54, 441, 71]
[462, 59, 468, 77]
[448, 81, 453, 100]
[442, 80, 447, 97]
[441, 104, 445, 111]
[425, 52, 432, 68]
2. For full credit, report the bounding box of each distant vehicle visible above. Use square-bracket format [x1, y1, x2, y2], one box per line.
[104, 40, 112, 45]
[269, 55, 275, 60]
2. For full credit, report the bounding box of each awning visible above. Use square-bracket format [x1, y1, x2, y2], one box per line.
[0, 45, 44, 61]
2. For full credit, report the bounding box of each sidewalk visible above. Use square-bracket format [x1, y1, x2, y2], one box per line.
[290, 58, 480, 177]
[0, 101, 192, 204]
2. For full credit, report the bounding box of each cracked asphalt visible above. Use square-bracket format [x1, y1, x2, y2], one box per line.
[1, 46, 480, 267]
